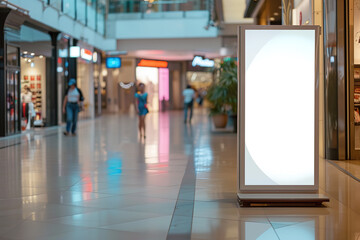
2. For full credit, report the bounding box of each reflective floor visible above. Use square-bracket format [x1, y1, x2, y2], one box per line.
[0, 111, 359, 240]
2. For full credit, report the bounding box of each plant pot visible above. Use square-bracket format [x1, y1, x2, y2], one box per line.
[212, 114, 228, 128]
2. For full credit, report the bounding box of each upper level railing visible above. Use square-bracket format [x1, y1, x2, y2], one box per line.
[40, 0, 106, 35]
[109, 0, 209, 14]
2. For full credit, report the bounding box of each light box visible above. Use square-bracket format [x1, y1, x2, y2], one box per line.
[159, 68, 169, 101]
[238, 26, 320, 192]
[106, 57, 121, 68]
[70, 46, 80, 58]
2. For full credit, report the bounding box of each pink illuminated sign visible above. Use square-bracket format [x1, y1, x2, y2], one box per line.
[158, 68, 169, 101]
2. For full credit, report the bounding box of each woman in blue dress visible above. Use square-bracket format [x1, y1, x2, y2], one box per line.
[135, 83, 149, 138]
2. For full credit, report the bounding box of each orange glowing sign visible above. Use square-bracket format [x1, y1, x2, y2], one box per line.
[138, 59, 168, 68]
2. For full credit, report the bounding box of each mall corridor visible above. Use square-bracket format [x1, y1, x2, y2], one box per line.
[0, 111, 358, 239]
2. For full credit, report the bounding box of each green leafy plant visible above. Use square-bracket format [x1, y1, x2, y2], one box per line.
[206, 59, 238, 115]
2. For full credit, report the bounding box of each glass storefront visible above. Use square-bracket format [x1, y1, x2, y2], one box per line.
[4, 28, 22, 136]
[5, 63, 20, 135]
[351, 0, 360, 157]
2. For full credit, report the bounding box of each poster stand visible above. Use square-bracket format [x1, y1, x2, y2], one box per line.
[237, 25, 329, 207]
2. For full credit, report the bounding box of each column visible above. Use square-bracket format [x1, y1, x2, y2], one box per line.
[48, 31, 60, 127]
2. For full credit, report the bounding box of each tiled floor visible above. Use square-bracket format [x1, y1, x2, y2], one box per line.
[0, 111, 359, 239]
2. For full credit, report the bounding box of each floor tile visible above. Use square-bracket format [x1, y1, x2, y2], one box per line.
[0, 111, 359, 240]
[48, 209, 163, 228]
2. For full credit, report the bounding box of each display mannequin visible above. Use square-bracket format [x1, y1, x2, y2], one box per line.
[21, 86, 36, 130]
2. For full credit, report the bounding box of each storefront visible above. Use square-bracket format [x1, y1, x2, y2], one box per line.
[187, 56, 215, 88]
[135, 59, 169, 112]
[0, 7, 59, 136]
[20, 53, 47, 129]
[186, 56, 215, 107]
[323, 0, 360, 159]
[76, 44, 95, 119]
[349, 0, 360, 158]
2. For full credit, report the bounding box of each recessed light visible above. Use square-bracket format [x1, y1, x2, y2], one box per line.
[274, 12, 279, 16]
[278, 6, 282, 9]
[30, 53, 35, 56]
[39, 55, 44, 58]
[270, 17, 275, 21]
[23, 51, 28, 54]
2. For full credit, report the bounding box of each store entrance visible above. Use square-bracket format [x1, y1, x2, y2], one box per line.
[136, 65, 169, 112]
[20, 53, 47, 130]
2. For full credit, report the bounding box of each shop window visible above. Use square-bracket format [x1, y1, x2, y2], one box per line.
[7, 45, 18, 67]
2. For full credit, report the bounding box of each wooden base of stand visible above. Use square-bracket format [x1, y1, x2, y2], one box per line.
[237, 193, 329, 207]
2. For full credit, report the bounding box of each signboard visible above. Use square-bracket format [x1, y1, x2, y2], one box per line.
[238, 26, 320, 193]
[59, 49, 68, 58]
[191, 56, 215, 68]
[106, 57, 121, 68]
[92, 52, 98, 63]
[81, 48, 93, 61]
[70, 46, 80, 58]
[138, 59, 168, 68]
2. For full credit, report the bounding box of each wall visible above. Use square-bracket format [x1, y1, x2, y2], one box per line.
[108, 11, 217, 39]
[117, 59, 136, 113]
[106, 58, 136, 113]
[222, 0, 247, 23]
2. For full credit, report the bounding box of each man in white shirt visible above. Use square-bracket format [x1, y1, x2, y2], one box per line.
[183, 85, 195, 123]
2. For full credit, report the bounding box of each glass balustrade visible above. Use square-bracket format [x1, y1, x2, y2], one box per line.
[45, 0, 106, 35]
[109, 0, 209, 14]
[43, 0, 207, 35]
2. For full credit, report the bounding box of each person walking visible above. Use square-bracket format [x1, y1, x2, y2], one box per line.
[183, 85, 195, 123]
[135, 83, 149, 138]
[62, 78, 84, 136]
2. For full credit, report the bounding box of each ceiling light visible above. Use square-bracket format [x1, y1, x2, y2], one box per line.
[39, 55, 44, 58]
[274, 12, 279, 16]
[269, 17, 275, 21]
[27, 59, 31, 62]
[23, 51, 28, 54]
[30, 53, 35, 56]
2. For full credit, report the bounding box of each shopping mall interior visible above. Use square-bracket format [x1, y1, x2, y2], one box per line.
[1, 0, 360, 239]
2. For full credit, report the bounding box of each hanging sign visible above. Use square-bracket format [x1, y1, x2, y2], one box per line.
[81, 48, 93, 61]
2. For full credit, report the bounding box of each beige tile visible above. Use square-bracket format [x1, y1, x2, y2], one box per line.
[1, 111, 360, 240]
[48, 209, 163, 228]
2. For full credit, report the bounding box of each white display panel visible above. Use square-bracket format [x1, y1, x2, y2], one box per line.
[238, 26, 319, 192]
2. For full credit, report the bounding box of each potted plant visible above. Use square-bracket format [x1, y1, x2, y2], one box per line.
[207, 59, 238, 129]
